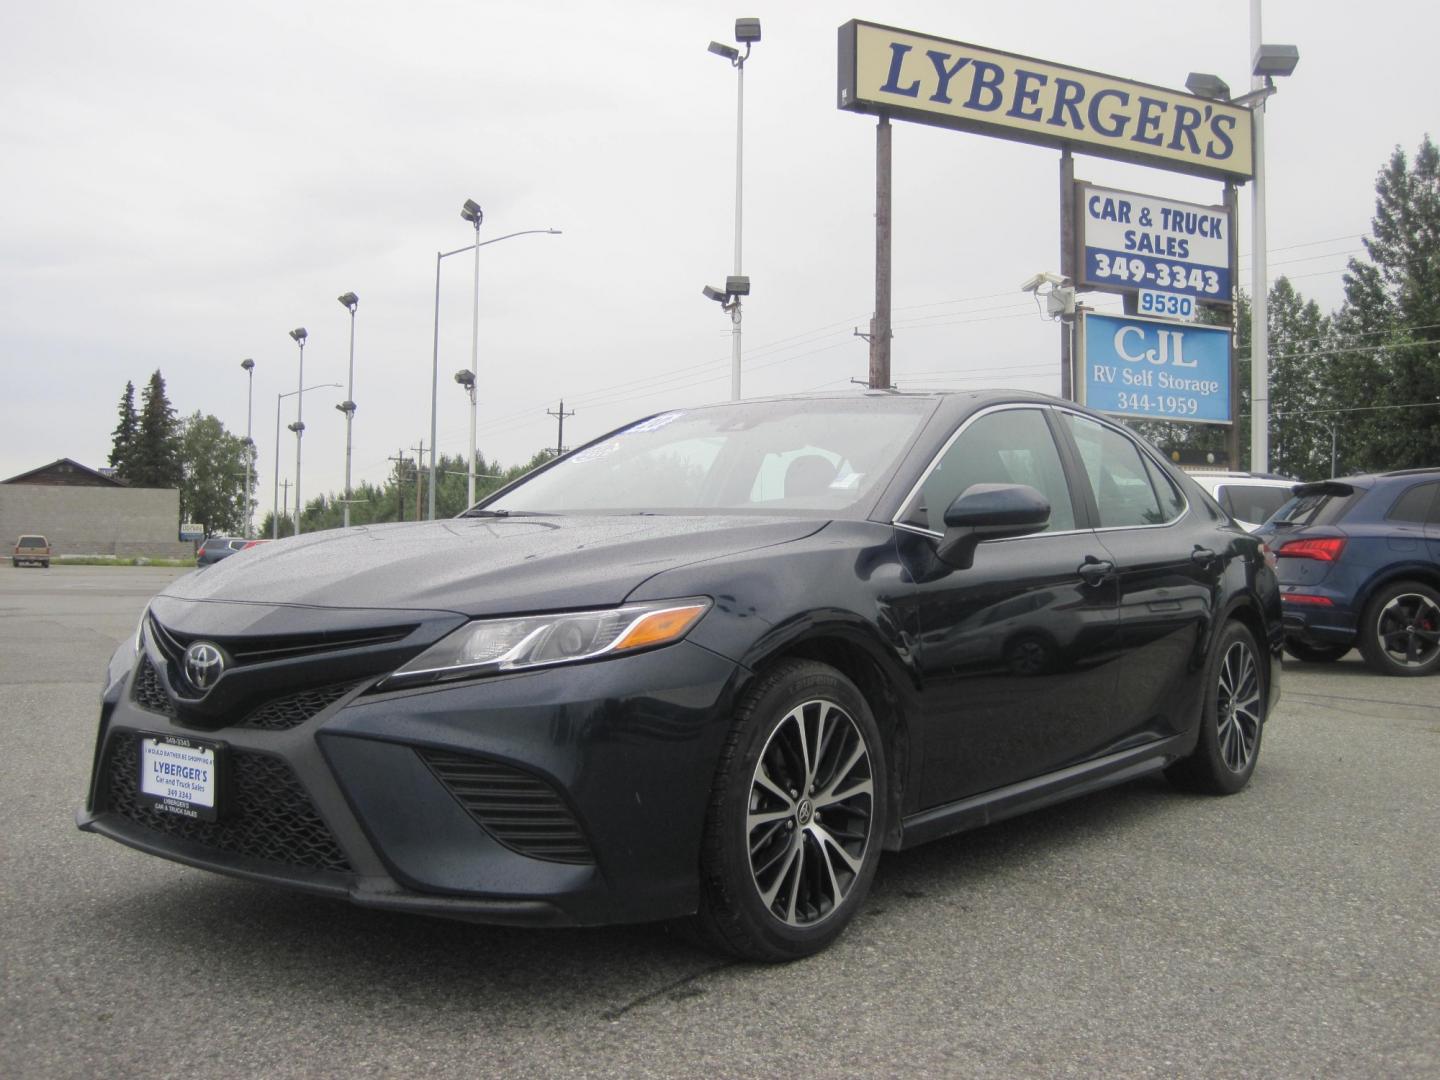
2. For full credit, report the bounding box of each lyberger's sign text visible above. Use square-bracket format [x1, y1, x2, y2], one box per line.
[838, 21, 1253, 181]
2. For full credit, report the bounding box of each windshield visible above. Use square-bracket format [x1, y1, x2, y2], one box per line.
[482, 398, 933, 516]
[1268, 490, 1358, 528]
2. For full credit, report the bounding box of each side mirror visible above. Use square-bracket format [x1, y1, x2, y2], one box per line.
[937, 483, 1051, 569]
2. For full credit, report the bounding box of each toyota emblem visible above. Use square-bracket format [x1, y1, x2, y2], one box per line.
[183, 641, 227, 693]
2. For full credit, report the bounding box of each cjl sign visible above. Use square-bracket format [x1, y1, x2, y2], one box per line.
[1078, 312, 1231, 424]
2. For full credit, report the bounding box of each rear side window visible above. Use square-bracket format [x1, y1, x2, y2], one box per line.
[1272, 491, 1359, 527]
[1222, 484, 1295, 525]
[1385, 481, 1439, 525]
[1063, 415, 1178, 527]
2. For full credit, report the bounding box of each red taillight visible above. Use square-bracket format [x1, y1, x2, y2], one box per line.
[1283, 593, 1334, 607]
[1277, 537, 1346, 562]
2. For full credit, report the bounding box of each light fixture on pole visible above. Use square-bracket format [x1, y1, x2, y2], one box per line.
[428, 220, 562, 520]
[461, 200, 483, 512]
[240, 358, 255, 539]
[454, 368, 477, 506]
[287, 327, 307, 536]
[273, 382, 341, 539]
[1187, 12, 1298, 473]
[336, 293, 359, 529]
[707, 17, 760, 402]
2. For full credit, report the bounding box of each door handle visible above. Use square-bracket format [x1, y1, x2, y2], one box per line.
[1190, 546, 1217, 567]
[1078, 556, 1114, 586]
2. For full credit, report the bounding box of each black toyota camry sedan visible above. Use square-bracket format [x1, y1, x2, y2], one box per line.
[79, 391, 1281, 961]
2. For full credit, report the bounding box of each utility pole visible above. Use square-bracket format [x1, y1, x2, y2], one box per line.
[411, 440, 428, 522]
[280, 479, 290, 525]
[869, 114, 892, 390]
[547, 400, 574, 457]
[389, 449, 411, 521]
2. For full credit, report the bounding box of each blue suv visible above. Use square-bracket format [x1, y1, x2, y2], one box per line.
[1256, 469, 1440, 675]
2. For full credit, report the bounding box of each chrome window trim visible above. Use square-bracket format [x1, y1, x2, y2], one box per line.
[891, 403, 1085, 540]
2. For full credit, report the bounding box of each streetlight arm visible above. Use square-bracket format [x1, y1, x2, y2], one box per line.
[437, 229, 563, 261]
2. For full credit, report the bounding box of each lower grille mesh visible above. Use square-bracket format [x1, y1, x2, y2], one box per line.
[236, 683, 358, 731]
[103, 731, 351, 873]
[420, 749, 594, 865]
[131, 658, 176, 718]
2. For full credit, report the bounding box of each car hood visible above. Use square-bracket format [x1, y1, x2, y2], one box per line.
[163, 515, 828, 616]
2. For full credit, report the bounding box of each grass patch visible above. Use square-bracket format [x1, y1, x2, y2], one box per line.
[53, 556, 196, 568]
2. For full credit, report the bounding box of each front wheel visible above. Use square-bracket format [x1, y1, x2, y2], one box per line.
[695, 660, 886, 962]
[1358, 580, 1440, 676]
[1166, 621, 1266, 794]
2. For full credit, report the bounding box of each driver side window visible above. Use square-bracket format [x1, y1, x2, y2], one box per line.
[907, 408, 1075, 534]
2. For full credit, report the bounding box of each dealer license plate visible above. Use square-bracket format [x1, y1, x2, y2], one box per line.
[139, 735, 220, 821]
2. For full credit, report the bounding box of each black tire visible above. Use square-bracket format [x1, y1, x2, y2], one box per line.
[695, 659, 886, 962]
[1357, 580, 1440, 676]
[1166, 621, 1265, 795]
[1283, 638, 1350, 663]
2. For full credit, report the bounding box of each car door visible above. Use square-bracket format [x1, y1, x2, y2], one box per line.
[1057, 411, 1224, 744]
[895, 404, 1124, 807]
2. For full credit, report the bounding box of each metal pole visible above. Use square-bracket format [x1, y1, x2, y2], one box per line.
[242, 361, 254, 538]
[272, 393, 281, 540]
[730, 54, 745, 401]
[429, 250, 442, 521]
[1224, 180, 1241, 469]
[1059, 148, 1075, 401]
[466, 382, 477, 506]
[1250, 0, 1270, 472]
[293, 339, 305, 536]
[343, 304, 356, 529]
[469, 219, 481, 505]
[869, 115, 892, 390]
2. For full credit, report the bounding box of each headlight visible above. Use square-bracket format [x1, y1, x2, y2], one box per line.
[384, 598, 711, 688]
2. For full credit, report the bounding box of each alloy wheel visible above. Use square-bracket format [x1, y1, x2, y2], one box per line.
[1375, 592, 1440, 669]
[747, 698, 874, 927]
[1216, 640, 1262, 772]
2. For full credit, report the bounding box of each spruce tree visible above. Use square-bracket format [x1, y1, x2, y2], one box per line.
[130, 370, 182, 488]
[108, 381, 139, 478]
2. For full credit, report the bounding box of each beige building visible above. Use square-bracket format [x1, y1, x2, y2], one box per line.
[1, 459, 192, 559]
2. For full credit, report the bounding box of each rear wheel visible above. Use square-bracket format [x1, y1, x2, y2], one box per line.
[1167, 621, 1265, 794]
[1283, 638, 1350, 663]
[696, 659, 885, 962]
[1358, 580, 1440, 676]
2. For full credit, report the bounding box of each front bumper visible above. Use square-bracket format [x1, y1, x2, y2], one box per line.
[79, 639, 744, 926]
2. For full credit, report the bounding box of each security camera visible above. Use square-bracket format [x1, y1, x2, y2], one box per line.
[702, 284, 726, 303]
[1019, 272, 1067, 293]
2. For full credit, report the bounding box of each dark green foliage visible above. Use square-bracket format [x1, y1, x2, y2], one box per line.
[258, 447, 559, 537]
[127, 371, 183, 488]
[109, 381, 139, 477]
[178, 411, 255, 536]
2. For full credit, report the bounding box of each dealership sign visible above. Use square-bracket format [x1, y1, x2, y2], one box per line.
[1078, 312, 1231, 424]
[837, 21, 1253, 181]
[1077, 184, 1232, 304]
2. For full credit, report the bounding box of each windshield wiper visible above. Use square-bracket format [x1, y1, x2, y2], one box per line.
[458, 508, 557, 519]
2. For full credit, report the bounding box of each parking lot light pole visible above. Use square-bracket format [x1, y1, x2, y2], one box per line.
[287, 328, 308, 536]
[454, 369, 477, 506]
[240, 358, 255, 538]
[336, 293, 359, 528]
[428, 220, 561, 520]
[273, 382, 340, 540]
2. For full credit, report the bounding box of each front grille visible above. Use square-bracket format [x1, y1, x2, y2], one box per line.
[148, 614, 416, 666]
[420, 749, 595, 865]
[235, 683, 359, 731]
[103, 731, 351, 873]
[131, 658, 176, 717]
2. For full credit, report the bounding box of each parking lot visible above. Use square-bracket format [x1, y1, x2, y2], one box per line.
[1, 564, 1435, 1078]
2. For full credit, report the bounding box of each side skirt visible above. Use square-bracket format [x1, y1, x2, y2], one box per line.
[897, 735, 1188, 850]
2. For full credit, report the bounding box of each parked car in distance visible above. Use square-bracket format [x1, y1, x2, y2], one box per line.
[196, 536, 256, 567]
[1188, 471, 1298, 531]
[12, 534, 51, 568]
[1256, 468, 1440, 674]
[79, 392, 1282, 962]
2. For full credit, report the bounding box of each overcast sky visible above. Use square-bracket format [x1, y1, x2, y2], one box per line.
[3, 1, 1434, 512]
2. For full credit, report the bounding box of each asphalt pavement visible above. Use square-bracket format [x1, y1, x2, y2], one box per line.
[1, 564, 1435, 1078]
